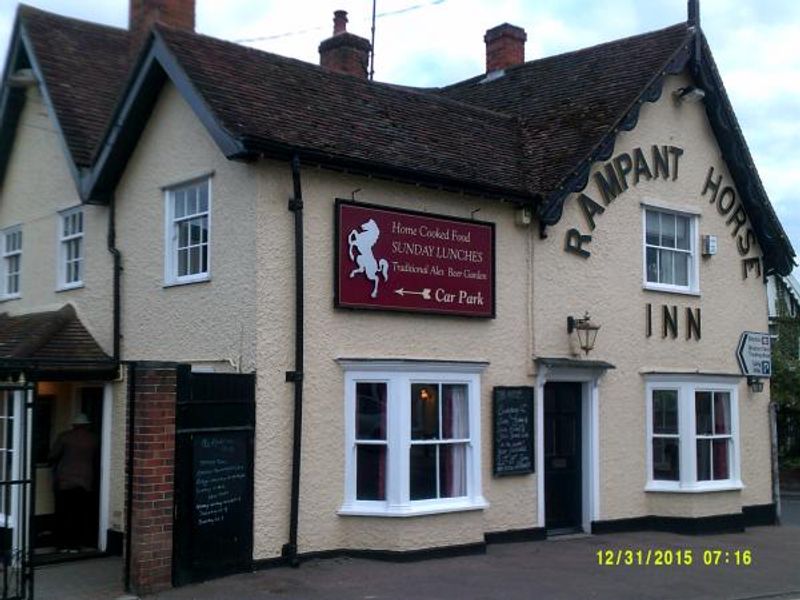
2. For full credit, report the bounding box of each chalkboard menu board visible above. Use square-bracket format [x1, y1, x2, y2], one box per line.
[193, 433, 248, 529]
[493, 386, 534, 476]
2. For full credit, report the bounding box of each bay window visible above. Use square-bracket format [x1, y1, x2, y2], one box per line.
[646, 376, 740, 492]
[341, 361, 487, 516]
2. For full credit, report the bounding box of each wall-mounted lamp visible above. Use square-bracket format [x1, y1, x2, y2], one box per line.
[567, 311, 600, 356]
[747, 376, 764, 393]
[674, 85, 706, 104]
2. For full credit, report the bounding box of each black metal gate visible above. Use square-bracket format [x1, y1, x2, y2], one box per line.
[173, 368, 255, 587]
[0, 381, 34, 600]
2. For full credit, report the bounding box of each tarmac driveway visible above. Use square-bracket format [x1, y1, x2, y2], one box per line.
[151, 526, 800, 600]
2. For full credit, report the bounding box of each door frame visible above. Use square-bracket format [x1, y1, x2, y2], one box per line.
[536, 364, 603, 533]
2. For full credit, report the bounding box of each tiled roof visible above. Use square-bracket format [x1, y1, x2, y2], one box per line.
[154, 25, 530, 197]
[0, 305, 110, 364]
[19, 5, 131, 167]
[437, 24, 691, 195]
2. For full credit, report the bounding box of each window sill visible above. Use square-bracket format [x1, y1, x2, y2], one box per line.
[643, 284, 700, 298]
[164, 275, 211, 289]
[0, 294, 20, 303]
[339, 496, 488, 518]
[56, 283, 84, 293]
[645, 480, 743, 494]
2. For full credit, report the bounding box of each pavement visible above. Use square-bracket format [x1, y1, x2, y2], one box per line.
[149, 525, 800, 600]
[32, 499, 800, 600]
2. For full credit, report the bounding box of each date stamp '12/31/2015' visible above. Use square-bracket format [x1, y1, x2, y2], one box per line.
[596, 549, 752, 567]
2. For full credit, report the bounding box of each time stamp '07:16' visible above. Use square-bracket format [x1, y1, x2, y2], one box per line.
[596, 549, 752, 567]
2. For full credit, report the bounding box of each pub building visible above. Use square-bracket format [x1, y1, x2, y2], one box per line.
[0, 0, 792, 595]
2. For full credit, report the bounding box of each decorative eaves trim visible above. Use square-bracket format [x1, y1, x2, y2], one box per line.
[537, 32, 693, 227]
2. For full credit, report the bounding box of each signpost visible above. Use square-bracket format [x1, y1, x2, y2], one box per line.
[736, 331, 772, 378]
[335, 199, 495, 317]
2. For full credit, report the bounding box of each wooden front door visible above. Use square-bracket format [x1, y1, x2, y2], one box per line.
[544, 382, 582, 532]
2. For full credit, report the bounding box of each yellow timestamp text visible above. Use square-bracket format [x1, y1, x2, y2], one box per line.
[596, 549, 752, 567]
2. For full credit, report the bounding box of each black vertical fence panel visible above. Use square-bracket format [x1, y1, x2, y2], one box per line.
[173, 369, 255, 588]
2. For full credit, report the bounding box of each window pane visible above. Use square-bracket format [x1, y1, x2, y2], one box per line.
[201, 216, 209, 243]
[77, 211, 83, 233]
[658, 249, 674, 284]
[190, 219, 203, 245]
[186, 187, 197, 216]
[653, 390, 678, 434]
[409, 444, 437, 500]
[189, 246, 200, 275]
[696, 439, 711, 481]
[175, 191, 186, 218]
[645, 211, 660, 245]
[675, 252, 688, 286]
[439, 443, 467, 498]
[73, 256, 81, 282]
[356, 444, 386, 501]
[652, 438, 679, 480]
[411, 384, 439, 440]
[198, 184, 209, 213]
[713, 439, 730, 480]
[201, 245, 208, 273]
[695, 392, 712, 435]
[178, 248, 188, 276]
[676, 216, 689, 250]
[178, 221, 188, 248]
[442, 385, 468, 439]
[646, 247, 658, 283]
[661, 213, 675, 247]
[714, 393, 730, 434]
[356, 383, 386, 440]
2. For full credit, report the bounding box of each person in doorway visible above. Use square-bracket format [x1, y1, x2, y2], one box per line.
[49, 413, 99, 552]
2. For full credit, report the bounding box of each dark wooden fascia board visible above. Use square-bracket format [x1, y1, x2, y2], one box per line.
[83, 31, 248, 203]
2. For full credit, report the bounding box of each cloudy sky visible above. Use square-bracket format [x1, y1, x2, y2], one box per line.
[1, 0, 798, 273]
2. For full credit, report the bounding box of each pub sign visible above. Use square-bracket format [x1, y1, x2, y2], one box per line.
[335, 200, 495, 317]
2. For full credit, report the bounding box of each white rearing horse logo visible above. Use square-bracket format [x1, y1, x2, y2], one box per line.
[348, 219, 389, 298]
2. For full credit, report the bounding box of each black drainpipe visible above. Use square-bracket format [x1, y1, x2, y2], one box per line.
[283, 153, 304, 567]
[123, 361, 136, 592]
[106, 193, 122, 362]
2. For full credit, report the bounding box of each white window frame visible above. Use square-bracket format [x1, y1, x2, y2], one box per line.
[339, 360, 488, 517]
[58, 206, 84, 290]
[645, 375, 742, 493]
[642, 205, 699, 295]
[1, 225, 22, 300]
[164, 177, 212, 286]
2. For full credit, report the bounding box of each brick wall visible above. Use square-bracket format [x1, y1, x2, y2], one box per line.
[128, 364, 177, 595]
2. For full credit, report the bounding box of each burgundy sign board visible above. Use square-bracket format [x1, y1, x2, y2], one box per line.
[335, 200, 495, 317]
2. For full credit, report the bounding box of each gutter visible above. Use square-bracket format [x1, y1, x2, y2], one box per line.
[283, 153, 304, 567]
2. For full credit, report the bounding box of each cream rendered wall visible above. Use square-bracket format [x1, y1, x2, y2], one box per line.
[253, 161, 536, 558]
[533, 72, 772, 521]
[0, 85, 113, 351]
[115, 83, 257, 370]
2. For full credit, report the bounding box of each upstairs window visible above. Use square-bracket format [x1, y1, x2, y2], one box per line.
[165, 178, 210, 285]
[59, 208, 83, 289]
[1, 226, 22, 299]
[643, 208, 697, 294]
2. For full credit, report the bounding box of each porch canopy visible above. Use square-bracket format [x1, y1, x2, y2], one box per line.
[0, 305, 117, 380]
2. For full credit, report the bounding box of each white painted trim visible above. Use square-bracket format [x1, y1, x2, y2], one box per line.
[98, 383, 112, 551]
[164, 177, 212, 286]
[641, 206, 700, 295]
[644, 376, 741, 493]
[337, 359, 488, 373]
[341, 365, 486, 517]
[535, 364, 606, 531]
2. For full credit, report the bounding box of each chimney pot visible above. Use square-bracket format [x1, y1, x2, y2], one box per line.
[333, 10, 348, 35]
[484, 23, 527, 73]
[319, 11, 371, 79]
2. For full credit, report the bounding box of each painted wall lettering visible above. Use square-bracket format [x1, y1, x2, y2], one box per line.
[566, 144, 684, 258]
[645, 304, 701, 341]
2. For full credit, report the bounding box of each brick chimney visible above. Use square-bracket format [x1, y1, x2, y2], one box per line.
[129, 0, 195, 53]
[319, 10, 372, 79]
[484, 23, 527, 73]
